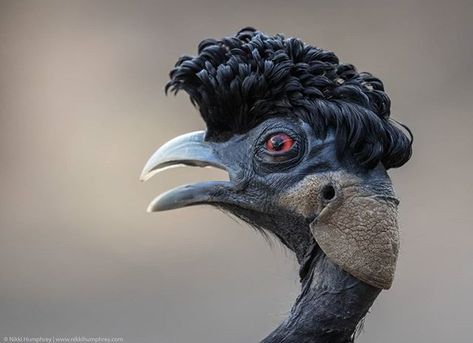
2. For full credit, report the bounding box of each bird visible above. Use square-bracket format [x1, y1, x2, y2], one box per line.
[141, 27, 412, 343]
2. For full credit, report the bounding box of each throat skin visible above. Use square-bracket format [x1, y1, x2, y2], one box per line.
[261, 244, 381, 343]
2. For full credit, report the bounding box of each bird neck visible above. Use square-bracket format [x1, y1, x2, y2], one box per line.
[261, 245, 381, 343]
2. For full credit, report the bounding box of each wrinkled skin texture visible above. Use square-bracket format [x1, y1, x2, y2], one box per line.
[279, 171, 399, 289]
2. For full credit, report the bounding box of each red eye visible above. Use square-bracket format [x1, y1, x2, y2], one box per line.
[265, 133, 294, 153]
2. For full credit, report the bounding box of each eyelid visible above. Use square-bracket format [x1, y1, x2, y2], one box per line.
[260, 129, 296, 143]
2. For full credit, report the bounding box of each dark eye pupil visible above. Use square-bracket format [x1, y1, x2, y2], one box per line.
[271, 136, 284, 150]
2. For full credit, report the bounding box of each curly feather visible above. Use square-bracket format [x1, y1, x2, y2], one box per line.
[166, 27, 412, 169]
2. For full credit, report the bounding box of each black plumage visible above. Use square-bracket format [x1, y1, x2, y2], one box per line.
[166, 27, 412, 169]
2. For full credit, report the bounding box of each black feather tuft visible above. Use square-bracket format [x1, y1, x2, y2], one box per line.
[166, 27, 412, 169]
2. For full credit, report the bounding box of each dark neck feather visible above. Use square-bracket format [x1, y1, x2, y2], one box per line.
[262, 245, 380, 343]
[225, 208, 380, 342]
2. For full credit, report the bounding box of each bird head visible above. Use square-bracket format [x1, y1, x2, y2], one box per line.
[141, 28, 412, 291]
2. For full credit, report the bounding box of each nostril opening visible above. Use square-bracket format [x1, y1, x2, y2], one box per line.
[322, 184, 336, 201]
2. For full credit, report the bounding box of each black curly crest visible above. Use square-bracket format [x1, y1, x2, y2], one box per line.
[166, 27, 412, 169]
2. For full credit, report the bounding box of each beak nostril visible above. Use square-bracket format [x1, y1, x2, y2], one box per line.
[321, 184, 336, 201]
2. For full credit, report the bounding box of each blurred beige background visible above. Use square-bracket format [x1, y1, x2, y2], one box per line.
[1, 0, 472, 342]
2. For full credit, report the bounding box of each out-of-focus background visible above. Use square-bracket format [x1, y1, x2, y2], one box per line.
[1, 1, 472, 342]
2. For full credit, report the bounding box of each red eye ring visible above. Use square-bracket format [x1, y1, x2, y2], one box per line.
[265, 133, 294, 153]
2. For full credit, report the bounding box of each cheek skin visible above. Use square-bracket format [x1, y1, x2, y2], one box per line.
[276, 171, 360, 218]
[277, 171, 400, 290]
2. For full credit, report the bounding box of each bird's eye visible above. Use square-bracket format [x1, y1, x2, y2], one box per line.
[265, 133, 294, 153]
[254, 128, 303, 171]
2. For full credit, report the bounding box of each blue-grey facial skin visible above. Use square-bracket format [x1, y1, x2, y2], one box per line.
[199, 119, 339, 206]
[208, 117, 339, 187]
[200, 118, 339, 258]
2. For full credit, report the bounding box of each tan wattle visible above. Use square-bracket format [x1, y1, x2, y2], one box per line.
[311, 188, 399, 289]
[278, 171, 400, 290]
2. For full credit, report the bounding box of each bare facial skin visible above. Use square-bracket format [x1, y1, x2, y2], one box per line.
[279, 171, 399, 289]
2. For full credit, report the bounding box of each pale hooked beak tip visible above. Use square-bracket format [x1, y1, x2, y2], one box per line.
[140, 160, 160, 182]
[139, 171, 150, 182]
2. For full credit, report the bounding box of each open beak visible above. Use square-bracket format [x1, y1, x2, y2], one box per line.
[141, 131, 233, 212]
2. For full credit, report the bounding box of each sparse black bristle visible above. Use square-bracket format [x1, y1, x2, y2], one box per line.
[166, 27, 412, 169]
